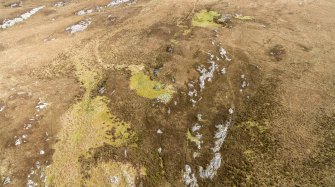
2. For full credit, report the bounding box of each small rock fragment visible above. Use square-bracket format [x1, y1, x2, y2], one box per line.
[221, 67, 226, 74]
[54, 1, 65, 7]
[219, 47, 231, 61]
[196, 114, 202, 121]
[228, 108, 234, 114]
[183, 165, 198, 187]
[109, 176, 119, 184]
[15, 138, 22, 146]
[107, 0, 134, 7]
[39, 150, 45, 155]
[0, 105, 5, 112]
[3, 176, 11, 185]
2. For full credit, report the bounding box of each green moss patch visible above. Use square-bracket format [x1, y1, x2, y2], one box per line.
[130, 72, 174, 103]
[192, 10, 221, 28]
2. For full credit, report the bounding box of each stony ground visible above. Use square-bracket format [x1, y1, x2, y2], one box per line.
[0, 0, 334, 186]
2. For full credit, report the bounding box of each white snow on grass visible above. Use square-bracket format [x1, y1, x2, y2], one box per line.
[0, 6, 45, 29]
[66, 19, 92, 34]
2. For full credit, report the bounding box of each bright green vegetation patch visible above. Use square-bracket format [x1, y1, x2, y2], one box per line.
[192, 10, 221, 28]
[187, 130, 201, 148]
[130, 72, 174, 103]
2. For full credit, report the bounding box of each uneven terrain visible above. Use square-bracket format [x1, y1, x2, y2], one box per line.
[0, 0, 335, 186]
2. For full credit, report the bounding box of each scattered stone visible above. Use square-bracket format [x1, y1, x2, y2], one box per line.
[193, 152, 200, 158]
[5, 1, 23, 8]
[269, 44, 286, 61]
[27, 179, 37, 187]
[15, 137, 22, 146]
[228, 108, 234, 114]
[183, 165, 198, 187]
[98, 86, 106, 95]
[109, 176, 119, 184]
[36, 99, 48, 111]
[191, 123, 201, 132]
[0, 105, 5, 112]
[166, 45, 173, 53]
[197, 61, 218, 90]
[54, 1, 65, 7]
[39, 150, 45, 155]
[240, 74, 249, 92]
[0, 6, 45, 29]
[187, 82, 198, 97]
[24, 123, 32, 130]
[153, 68, 159, 76]
[76, 9, 94, 16]
[2, 176, 11, 185]
[66, 19, 92, 34]
[215, 14, 233, 28]
[212, 122, 230, 152]
[221, 67, 226, 74]
[190, 99, 197, 107]
[107, 0, 134, 7]
[196, 114, 202, 121]
[219, 47, 231, 61]
[96, 6, 104, 12]
[199, 153, 222, 179]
